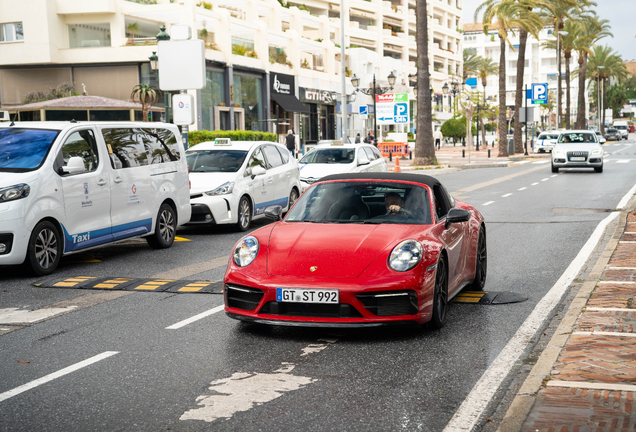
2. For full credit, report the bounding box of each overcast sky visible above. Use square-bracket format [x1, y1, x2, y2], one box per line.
[461, 0, 636, 61]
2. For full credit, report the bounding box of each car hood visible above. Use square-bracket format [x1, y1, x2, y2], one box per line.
[553, 143, 602, 153]
[298, 163, 354, 180]
[189, 172, 237, 194]
[266, 222, 421, 278]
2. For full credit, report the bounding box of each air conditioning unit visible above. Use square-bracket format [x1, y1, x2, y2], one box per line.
[0, 111, 10, 122]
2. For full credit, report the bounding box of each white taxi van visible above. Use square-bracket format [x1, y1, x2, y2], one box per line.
[186, 138, 301, 231]
[0, 121, 191, 275]
[298, 141, 388, 192]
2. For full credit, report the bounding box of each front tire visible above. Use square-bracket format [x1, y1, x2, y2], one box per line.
[430, 257, 448, 329]
[26, 221, 62, 276]
[595, 164, 603, 173]
[469, 226, 487, 291]
[235, 196, 252, 232]
[147, 203, 176, 249]
[551, 162, 559, 173]
[287, 188, 299, 212]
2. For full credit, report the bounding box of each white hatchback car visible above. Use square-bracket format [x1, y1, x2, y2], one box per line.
[186, 139, 301, 231]
[298, 142, 388, 192]
[535, 132, 560, 153]
[551, 130, 604, 173]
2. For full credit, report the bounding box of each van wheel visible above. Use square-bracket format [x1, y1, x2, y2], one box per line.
[287, 188, 299, 212]
[26, 221, 62, 276]
[235, 196, 252, 232]
[147, 203, 176, 249]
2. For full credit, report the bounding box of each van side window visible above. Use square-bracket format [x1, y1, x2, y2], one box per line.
[276, 146, 289, 164]
[263, 145, 283, 168]
[245, 147, 267, 176]
[142, 128, 180, 163]
[55, 129, 99, 176]
[102, 128, 149, 169]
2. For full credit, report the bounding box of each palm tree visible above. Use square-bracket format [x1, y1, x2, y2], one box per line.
[463, 48, 482, 83]
[413, 0, 435, 165]
[476, 0, 532, 157]
[511, 0, 544, 154]
[588, 45, 628, 133]
[130, 84, 161, 122]
[127, 22, 140, 45]
[477, 57, 499, 146]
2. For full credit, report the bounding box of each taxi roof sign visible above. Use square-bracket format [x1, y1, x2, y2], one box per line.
[214, 138, 232, 146]
[330, 140, 343, 146]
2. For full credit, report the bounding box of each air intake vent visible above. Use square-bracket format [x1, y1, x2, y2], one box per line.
[356, 291, 418, 316]
[225, 285, 264, 311]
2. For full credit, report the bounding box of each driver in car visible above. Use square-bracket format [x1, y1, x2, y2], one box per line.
[385, 192, 404, 214]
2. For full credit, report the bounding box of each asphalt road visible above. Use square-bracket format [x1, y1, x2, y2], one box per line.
[1, 136, 636, 431]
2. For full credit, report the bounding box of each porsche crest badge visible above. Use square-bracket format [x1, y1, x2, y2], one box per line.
[310, 266, 318, 272]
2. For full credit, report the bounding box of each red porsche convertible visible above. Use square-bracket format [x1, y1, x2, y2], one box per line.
[223, 173, 486, 328]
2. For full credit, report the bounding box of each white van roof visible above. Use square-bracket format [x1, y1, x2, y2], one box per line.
[0, 121, 177, 131]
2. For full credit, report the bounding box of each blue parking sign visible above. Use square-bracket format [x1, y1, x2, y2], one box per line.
[531, 83, 548, 104]
[394, 102, 408, 124]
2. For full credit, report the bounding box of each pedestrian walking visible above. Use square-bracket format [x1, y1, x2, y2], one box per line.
[364, 132, 374, 144]
[355, 133, 361, 143]
[433, 129, 443, 150]
[285, 129, 296, 157]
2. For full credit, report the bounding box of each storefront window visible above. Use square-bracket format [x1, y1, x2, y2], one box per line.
[234, 74, 263, 131]
[68, 23, 111, 48]
[201, 70, 225, 131]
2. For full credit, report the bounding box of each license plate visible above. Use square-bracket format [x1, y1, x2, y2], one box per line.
[570, 157, 585, 161]
[276, 288, 339, 304]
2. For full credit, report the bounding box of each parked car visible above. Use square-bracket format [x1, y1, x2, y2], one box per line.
[186, 139, 301, 231]
[298, 142, 388, 192]
[551, 130, 603, 173]
[224, 172, 487, 328]
[535, 132, 560, 153]
[605, 127, 621, 141]
[629, 124, 635, 133]
[595, 131, 607, 144]
[0, 121, 191, 275]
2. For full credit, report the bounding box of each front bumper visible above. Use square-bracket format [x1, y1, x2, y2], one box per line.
[535, 143, 554, 153]
[186, 195, 234, 225]
[552, 154, 603, 168]
[0, 203, 29, 265]
[223, 271, 435, 327]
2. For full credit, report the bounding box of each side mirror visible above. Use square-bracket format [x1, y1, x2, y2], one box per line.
[445, 208, 470, 229]
[264, 205, 283, 221]
[61, 156, 86, 175]
[251, 165, 266, 179]
[358, 155, 370, 166]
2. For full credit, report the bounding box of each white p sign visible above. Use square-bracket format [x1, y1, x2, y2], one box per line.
[531, 83, 548, 103]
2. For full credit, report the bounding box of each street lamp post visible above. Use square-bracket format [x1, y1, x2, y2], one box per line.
[151, 26, 171, 123]
[598, 65, 605, 131]
[351, 72, 396, 145]
[442, 80, 460, 115]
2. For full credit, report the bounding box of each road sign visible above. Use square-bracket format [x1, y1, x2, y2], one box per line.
[376, 93, 409, 124]
[531, 83, 548, 104]
[359, 105, 368, 115]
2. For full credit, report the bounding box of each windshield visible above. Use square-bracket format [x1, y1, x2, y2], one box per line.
[285, 181, 432, 224]
[300, 148, 355, 164]
[614, 125, 627, 130]
[186, 149, 248, 172]
[538, 134, 559, 140]
[0, 128, 60, 172]
[557, 132, 597, 144]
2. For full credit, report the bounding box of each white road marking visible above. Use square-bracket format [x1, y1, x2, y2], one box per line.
[0, 351, 119, 403]
[443, 211, 619, 431]
[180, 339, 337, 423]
[517, 187, 527, 191]
[532, 160, 550, 165]
[617, 160, 630, 164]
[166, 305, 224, 329]
[531, 182, 539, 186]
[482, 201, 495, 206]
[551, 174, 558, 177]
[0, 307, 77, 324]
[541, 178, 549, 182]
[501, 193, 512, 198]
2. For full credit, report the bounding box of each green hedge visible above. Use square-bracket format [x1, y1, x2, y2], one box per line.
[188, 130, 278, 146]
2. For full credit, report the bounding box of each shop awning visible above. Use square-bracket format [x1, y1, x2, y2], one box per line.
[271, 93, 310, 113]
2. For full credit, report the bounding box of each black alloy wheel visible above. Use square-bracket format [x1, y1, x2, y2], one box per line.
[469, 226, 487, 291]
[430, 257, 448, 329]
[235, 196, 252, 232]
[147, 203, 176, 249]
[26, 221, 62, 276]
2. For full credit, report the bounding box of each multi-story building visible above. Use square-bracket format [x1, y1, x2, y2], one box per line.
[0, 0, 462, 144]
[462, 22, 588, 129]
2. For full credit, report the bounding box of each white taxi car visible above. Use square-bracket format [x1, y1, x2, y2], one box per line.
[298, 141, 388, 192]
[551, 130, 603, 173]
[186, 139, 301, 231]
[535, 131, 560, 153]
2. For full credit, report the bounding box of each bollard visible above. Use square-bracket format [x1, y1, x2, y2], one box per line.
[389, 152, 392, 162]
[462, 149, 465, 158]
[488, 149, 491, 158]
[409, 150, 412, 160]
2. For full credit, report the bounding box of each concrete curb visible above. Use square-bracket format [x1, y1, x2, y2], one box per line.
[495, 209, 630, 432]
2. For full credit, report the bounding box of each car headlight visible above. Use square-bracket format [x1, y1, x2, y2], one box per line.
[591, 149, 602, 155]
[388, 240, 423, 272]
[233, 236, 259, 267]
[0, 184, 30, 203]
[553, 150, 564, 157]
[205, 181, 234, 196]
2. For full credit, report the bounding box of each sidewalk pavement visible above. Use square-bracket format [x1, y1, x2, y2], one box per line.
[383, 143, 550, 172]
[496, 208, 636, 431]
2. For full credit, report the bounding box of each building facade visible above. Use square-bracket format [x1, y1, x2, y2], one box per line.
[0, 0, 463, 143]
